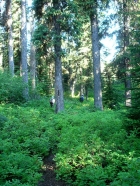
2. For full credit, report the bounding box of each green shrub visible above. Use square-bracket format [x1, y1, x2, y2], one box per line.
[0, 100, 55, 185]
[74, 165, 107, 186]
[0, 152, 42, 185]
[111, 158, 140, 186]
[2, 179, 30, 186]
[0, 71, 25, 103]
[0, 114, 7, 129]
[54, 110, 140, 185]
[0, 97, 140, 186]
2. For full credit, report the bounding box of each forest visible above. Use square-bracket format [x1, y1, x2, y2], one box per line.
[0, 0, 140, 185]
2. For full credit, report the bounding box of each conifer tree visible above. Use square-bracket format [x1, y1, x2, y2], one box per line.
[32, 0, 82, 112]
[21, 0, 29, 100]
[7, 0, 14, 76]
[126, 1, 140, 130]
[112, 0, 140, 110]
[76, 0, 103, 110]
[122, 0, 131, 107]
[12, 0, 21, 72]
[53, 0, 64, 113]
[0, 0, 14, 73]
[29, 12, 36, 91]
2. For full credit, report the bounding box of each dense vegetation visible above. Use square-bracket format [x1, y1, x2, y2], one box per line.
[0, 72, 140, 186]
[0, 0, 140, 185]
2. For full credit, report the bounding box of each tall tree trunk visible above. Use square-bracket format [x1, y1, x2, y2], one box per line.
[0, 51, 3, 69]
[30, 15, 36, 91]
[90, 5, 103, 110]
[53, 0, 64, 113]
[123, 0, 131, 107]
[30, 43, 36, 91]
[70, 78, 76, 97]
[21, 0, 29, 100]
[7, 0, 14, 76]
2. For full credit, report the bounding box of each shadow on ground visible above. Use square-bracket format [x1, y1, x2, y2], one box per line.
[38, 153, 68, 186]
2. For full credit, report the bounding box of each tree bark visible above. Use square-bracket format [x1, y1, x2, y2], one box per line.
[0, 52, 3, 69]
[30, 15, 36, 91]
[70, 78, 76, 97]
[90, 5, 103, 110]
[7, 0, 14, 76]
[53, 0, 64, 113]
[21, 0, 29, 100]
[123, 0, 131, 107]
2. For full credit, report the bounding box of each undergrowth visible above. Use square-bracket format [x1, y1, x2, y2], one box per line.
[0, 97, 140, 185]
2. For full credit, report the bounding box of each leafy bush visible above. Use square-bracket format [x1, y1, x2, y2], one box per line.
[0, 71, 25, 103]
[0, 99, 56, 185]
[111, 158, 140, 186]
[0, 152, 42, 185]
[0, 114, 7, 129]
[74, 165, 107, 186]
[2, 179, 30, 186]
[0, 97, 140, 185]
[54, 110, 140, 185]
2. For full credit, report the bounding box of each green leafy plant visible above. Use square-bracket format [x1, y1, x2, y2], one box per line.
[0, 71, 25, 104]
[0, 99, 56, 185]
[54, 110, 140, 185]
[111, 158, 140, 186]
[0, 97, 140, 185]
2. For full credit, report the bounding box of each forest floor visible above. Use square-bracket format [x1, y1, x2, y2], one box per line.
[38, 152, 68, 186]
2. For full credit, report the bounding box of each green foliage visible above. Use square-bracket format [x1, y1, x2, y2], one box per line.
[76, 0, 97, 17]
[0, 71, 25, 104]
[0, 114, 7, 129]
[111, 158, 140, 186]
[126, 31, 140, 132]
[32, 0, 48, 19]
[103, 80, 124, 109]
[74, 165, 107, 186]
[2, 179, 30, 186]
[53, 109, 140, 185]
[0, 98, 57, 185]
[0, 96, 139, 185]
[102, 64, 125, 109]
[0, 152, 42, 185]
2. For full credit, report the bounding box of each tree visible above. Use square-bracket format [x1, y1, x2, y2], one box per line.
[7, 0, 14, 76]
[76, 0, 103, 110]
[0, 0, 14, 73]
[21, 0, 29, 100]
[91, 2, 103, 110]
[12, 0, 21, 73]
[114, 0, 140, 108]
[0, 27, 4, 70]
[53, 0, 64, 112]
[33, 0, 82, 112]
[29, 12, 36, 91]
[62, 22, 92, 97]
[33, 0, 65, 112]
[125, 1, 140, 132]
[122, 0, 131, 107]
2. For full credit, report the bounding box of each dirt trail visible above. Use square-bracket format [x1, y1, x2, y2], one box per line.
[38, 153, 68, 186]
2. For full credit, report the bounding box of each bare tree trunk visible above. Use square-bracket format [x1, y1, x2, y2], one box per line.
[90, 5, 103, 110]
[21, 0, 29, 100]
[0, 51, 3, 70]
[30, 43, 36, 90]
[7, 0, 14, 76]
[70, 79, 76, 97]
[123, 0, 131, 107]
[53, 0, 64, 113]
[30, 15, 36, 91]
[68, 60, 77, 97]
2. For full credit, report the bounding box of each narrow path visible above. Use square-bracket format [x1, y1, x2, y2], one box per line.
[38, 153, 68, 186]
